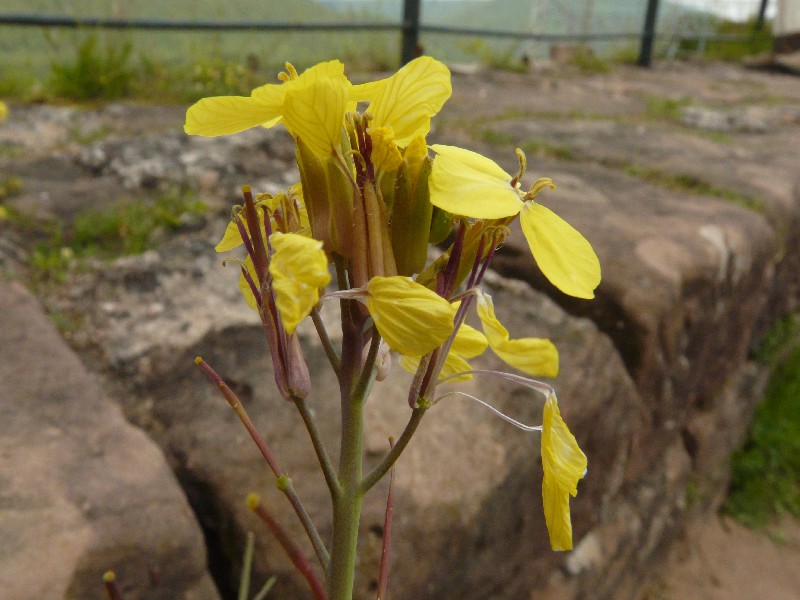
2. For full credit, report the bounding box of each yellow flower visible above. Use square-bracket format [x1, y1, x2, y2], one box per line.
[268, 233, 331, 333]
[428, 145, 601, 299]
[400, 323, 488, 382]
[476, 292, 559, 378]
[541, 392, 587, 551]
[215, 185, 307, 253]
[0, 101, 8, 122]
[369, 127, 403, 175]
[365, 276, 456, 356]
[185, 60, 350, 158]
[351, 56, 452, 146]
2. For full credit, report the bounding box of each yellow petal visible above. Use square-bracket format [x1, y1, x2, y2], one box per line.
[450, 323, 488, 358]
[0, 101, 7, 122]
[429, 145, 523, 219]
[268, 232, 331, 333]
[476, 292, 559, 378]
[399, 322, 487, 382]
[353, 56, 451, 146]
[541, 393, 587, 551]
[403, 135, 430, 186]
[282, 72, 350, 159]
[184, 95, 282, 136]
[520, 202, 601, 300]
[370, 127, 403, 174]
[366, 276, 456, 356]
[216, 219, 245, 253]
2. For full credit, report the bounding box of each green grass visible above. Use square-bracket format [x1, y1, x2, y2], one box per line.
[644, 95, 692, 122]
[678, 19, 774, 62]
[48, 35, 136, 101]
[622, 164, 764, 213]
[725, 316, 800, 527]
[16, 190, 207, 284]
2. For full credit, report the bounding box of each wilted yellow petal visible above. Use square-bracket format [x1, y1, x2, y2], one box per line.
[352, 56, 451, 146]
[476, 292, 559, 378]
[541, 392, 587, 551]
[520, 202, 601, 300]
[185, 95, 282, 136]
[370, 127, 403, 174]
[366, 276, 456, 356]
[429, 145, 522, 219]
[268, 232, 331, 333]
[282, 73, 349, 159]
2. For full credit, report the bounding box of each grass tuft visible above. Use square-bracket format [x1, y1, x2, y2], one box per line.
[725, 321, 800, 527]
[19, 190, 206, 284]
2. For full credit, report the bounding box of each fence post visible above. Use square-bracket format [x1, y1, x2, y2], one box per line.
[638, 0, 660, 67]
[401, 0, 421, 64]
[755, 0, 769, 30]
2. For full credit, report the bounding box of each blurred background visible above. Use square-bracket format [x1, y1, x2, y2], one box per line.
[0, 0, 783, 102]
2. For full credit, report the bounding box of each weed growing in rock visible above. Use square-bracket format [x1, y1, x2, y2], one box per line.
[179, 57, 600, 600]
[726, 313, 800, 526]
[16, 190, 206, 284]
[621, 164, 764, 212]
[726, 320, 800, 527]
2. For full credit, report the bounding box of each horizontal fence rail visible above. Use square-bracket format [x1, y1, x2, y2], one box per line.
[0, 3, 762, 68]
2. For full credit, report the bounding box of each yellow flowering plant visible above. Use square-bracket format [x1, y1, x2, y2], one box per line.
[186, 56, 600, 600]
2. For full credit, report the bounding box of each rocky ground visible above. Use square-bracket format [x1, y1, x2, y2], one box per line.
[1, 59, 799, 599]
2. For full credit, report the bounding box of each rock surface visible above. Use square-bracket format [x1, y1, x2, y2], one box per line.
[1, 61, 799, 599]
[0, 280, 219, 600]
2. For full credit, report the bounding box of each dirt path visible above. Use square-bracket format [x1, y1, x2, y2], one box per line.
[639, 515, 800, 600]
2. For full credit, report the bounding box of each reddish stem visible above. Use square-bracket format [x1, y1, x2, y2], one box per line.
[102, 571, 125, 600]
[249, 496, 328, 600]
[376, 439, 396, 600]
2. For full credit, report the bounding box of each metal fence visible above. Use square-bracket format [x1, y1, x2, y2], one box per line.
[0, 0, 775, 70]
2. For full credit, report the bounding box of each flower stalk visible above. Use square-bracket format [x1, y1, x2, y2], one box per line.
[186, 55, 600, 599]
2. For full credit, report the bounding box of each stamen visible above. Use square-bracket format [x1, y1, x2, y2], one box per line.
[439, 368, 554, 398]
[278, 63, 299, 82]
[524, 178, 556, 201]
[435, 391, 542, 432]
[510, 148, 527, 188]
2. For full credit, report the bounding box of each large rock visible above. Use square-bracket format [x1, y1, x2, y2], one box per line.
[53, 234, 651, 599]
[0, 279, 219, 600]
[3, 62, 799, 600]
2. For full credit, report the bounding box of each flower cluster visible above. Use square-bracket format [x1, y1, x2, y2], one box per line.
[186, 57, 599, 552]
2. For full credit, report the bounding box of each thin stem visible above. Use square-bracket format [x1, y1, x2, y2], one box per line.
[238, 532, 255, 600]
[361, 405, 428, 494]
[196, 357, 330, 570]
[248, 494, 328, 600]
[280, 476, 332, 569]
[376, 438, 396, 600]
[196, 357, 281, 476]
[293, 396, 341, 500]
[311, 307, 341, 376]
[353, 327, 381, 406]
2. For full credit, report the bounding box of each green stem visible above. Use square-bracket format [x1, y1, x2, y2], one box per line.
[328, 394, 365, 600]
[311, 308, 341, 376]
[328, 325, 379, 599]
[293, 396, 341, 500]
[361, 405, 428, 493]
